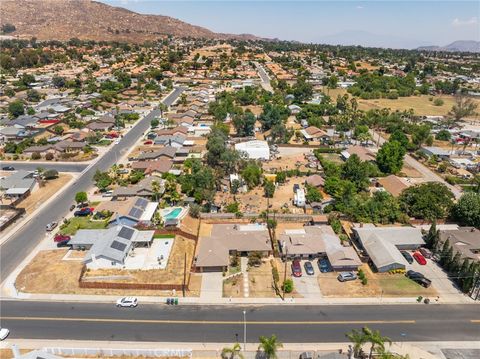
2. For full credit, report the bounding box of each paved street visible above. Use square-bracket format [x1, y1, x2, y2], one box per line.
[254, 62, 274, 93]
[0, 88, 184, 282]
[0, 301, 478, 343]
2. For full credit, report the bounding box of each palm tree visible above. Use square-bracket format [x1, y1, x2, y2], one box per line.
[345, 328, 367, 358]
[258, 335, 282, 359]
[151, 180, 161, 202]
[221, 343, 244, 359]
[362, 326, 392, 359]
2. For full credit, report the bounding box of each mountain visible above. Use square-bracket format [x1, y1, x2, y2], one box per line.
[417, 41, 480, 53]
[0, 0, 258, 42]
[316, 30, 430, 50]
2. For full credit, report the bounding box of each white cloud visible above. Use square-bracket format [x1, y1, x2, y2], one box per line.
[356, 5, 364, 10]
[452, 17, 478, 27]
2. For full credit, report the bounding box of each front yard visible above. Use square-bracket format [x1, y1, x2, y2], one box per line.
[59, 216, 108, 235]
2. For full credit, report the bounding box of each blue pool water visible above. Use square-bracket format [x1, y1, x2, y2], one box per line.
[165, 208, 182, 220]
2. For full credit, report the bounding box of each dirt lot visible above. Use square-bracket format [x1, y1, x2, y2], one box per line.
[214, 176, 306, 213]
[223, 274, 244, 298]
[16, 235, 200, 296]
[18, 174, 72, 214]
[317, 265, 437, 298]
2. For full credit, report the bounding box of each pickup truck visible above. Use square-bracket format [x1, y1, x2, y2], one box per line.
[406, 270, 432, 288]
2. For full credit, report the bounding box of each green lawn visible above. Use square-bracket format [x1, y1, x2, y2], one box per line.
[60, 217, 108, 235]
[377, 275, 436, 296]
[95, 139, 112, 147]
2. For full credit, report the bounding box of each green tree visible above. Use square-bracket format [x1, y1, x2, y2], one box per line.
[342, 154, 369, 190]
[221, 343, 244, 359]
[305, 185, 323, 203]
[376, 140, 406, 174]
[264, 180, 276, 198]
[451, 193, 480, 228]
[8, 100, 24, 118]
[233, 111, 256, 137]
[75, 191, 88, 204]
[151, 118, 159, 128]
[389, 130, 409, 148]
[362, 327, 392, 359]
[282, 279, 294, 293]
[42, 169, 58, 180]
[449, 95, 478, 123]
[241, 162, 262, 189]
[26, 89, 41, 102]
[345, 328, 368, 358]
[425, 220, 439, 250]
[258, 335, 283, 359]
[399, 182, 454, 219]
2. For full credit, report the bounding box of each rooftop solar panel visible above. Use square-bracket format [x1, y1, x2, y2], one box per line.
[118, 226, 134, 240]
[135, 197, 148, 209]
[110, 240, 127, 251]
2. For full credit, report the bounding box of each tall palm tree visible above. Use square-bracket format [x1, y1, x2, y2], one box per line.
[345, 328, 367, 357]
[258, 335, 282, 359]
[362, 326, 392, 359]
[221, 343, 244, 359]
[151, 180, 161, 203]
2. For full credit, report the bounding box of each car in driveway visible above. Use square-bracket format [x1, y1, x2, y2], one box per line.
[0, 327, 9, 341]
[419, 247, 432, 259]
[116, 297, 138, 308]
[318, 258, 332, 273]
[45, 222, 58, 231]
[74, 207, 93, 217]
[337, 272, 357, 282]
[291, 260, 302, 277]
[406, 270, 432, 288]
[400, 251, 414, 264]
[2, 166, 15, 171]
[54, 234, 71, 247]
[304, 261, 315, 275]
[413, 252, 427, 265]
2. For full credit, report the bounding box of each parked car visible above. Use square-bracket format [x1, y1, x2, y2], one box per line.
[46, 222, 58, 231]
[114, 139, 120, 145]
[304, 261, 315, 275]
[2, 166, 14, 171]
[400, 251, 414, 264]
[413, 252, 427, 265]
[102, 190, 113, 197]
[293, 184, 300, 192]
[406, 270, 431, 288]
[69, 204, 76, 211]
[299, 352, 314, 359]
[337, 272, 357, 282]
[54, 234, 71, 243]
[419, 247, 432, 259]
[74, 207, 93, 217]
[57, 239, 71, 248]
[0, 328, 9, 341]
[144, 140, 153, 145]
[116, 297, 138, 308]
[318, 258, 332, 273]
[291, 260, 302, 277]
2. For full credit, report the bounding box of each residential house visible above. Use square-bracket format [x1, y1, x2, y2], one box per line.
[0, 170, 37, 199]
[305, 174, 325, 188]
[341, 146, 376, 162]
[300, 126, 328, 142]
[112, 176, 165, 199]
[376, 175, 411, 197]
[96, 197, 159, 227]
[194, 224, 272, 272]
[439, 227, 480, 262]
[353, 226, 425, 272]
[421, 146, 451, 160]
[235, 140, 270, 160]
[69, 225, 155, 269]
[154, 134, 186, 148]
[131, 158, 173, 175]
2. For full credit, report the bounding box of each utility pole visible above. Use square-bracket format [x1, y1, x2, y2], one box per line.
[182, 252, 187, 297]
[283, 247, 288, 300]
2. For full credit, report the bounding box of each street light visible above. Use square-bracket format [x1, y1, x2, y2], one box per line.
[243, 310, 247, 351]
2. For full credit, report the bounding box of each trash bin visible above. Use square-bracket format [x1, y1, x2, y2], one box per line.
[424, 298, 430, 304]
[174, 298, 178, 305]
[166, 298, 171, 305]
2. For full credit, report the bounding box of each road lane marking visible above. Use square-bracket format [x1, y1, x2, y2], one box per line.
[1, 317, 415, 325]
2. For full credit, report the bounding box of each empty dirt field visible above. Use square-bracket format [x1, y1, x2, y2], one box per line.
[18, 173, 72, 214]
[317, 265, 436, 298]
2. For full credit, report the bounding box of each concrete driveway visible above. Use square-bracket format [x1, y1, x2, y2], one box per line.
[407, 253, 463, 300]
[200, 272, 224, 300]
[292, 260, 322, 298]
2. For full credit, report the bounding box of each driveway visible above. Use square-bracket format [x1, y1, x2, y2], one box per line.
[292, 261, 323, 299]
[200, 272, 224, 300]
[407, 254, 463, 300]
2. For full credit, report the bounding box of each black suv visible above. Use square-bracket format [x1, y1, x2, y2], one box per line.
[406, 270, 432, 288]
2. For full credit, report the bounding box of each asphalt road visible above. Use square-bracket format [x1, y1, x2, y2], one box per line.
[254, 62, 274, 93]
[1, 162, 87, 172]
[1, 301, 478, 342]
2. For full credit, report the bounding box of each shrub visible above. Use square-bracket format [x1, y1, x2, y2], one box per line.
[282, 279, 294, 293]
[45, 153, 54, 161]
[272, 265, 280, 283]
[31, 152, 41, 160]
[433, 98, 444, 106]
[361, 277, 368, 286]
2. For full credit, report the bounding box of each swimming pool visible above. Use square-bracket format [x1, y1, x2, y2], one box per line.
[165, 207, 182, 220]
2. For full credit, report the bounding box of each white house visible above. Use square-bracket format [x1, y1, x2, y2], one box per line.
[235, 140, 270, 160]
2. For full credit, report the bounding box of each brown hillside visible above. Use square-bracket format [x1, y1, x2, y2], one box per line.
[0, 0, 258, 42]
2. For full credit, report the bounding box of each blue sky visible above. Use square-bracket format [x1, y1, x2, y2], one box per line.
[101, 1, 479, 48]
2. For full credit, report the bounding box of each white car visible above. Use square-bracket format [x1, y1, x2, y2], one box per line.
[114, 139, 121, 145]
[116, 297, 138, 308]
[46, 222, 58, 231]
[0, 328, 10, 341]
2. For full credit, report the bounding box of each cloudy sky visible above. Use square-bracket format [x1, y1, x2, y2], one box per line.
[101, 1, 479, 49]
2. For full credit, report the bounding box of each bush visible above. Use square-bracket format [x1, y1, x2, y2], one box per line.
[361, 277, 368, 286]
[282, 279, 294, 293]
[31, 152, 41, 160]
[45, 153, 54, 160]
[272, 265, 280, 283]
[433, 98, 444, 106]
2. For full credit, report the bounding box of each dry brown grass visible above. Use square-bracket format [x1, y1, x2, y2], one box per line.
[223, 274, 244, 298]
[16, 236, 199, 297]
[18, 174, 72, 214]
[248, 260, 278, 298]
[318, 265, 437, 298]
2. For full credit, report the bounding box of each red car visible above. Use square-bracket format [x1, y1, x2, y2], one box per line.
[291, 260, 302, 277]
[144, 140, 153, 145]
[413, 252, 427, 265]
[54, 234, 71, 243]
